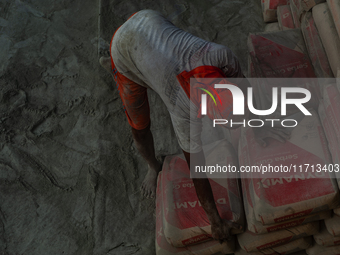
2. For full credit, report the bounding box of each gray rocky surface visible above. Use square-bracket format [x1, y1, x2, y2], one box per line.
[0, 0, 264, 254]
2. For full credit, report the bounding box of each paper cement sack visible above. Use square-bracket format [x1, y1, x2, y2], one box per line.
[248, 29, 316, 78]
[187, 240, 235, 255]
[242, 177, 331, 234]
[247, 57, 269, 122]
[235, 237, 312, 255]
[237, 222, 318, 252]
[313, 3, 340, 76]
[323, 84, 340, 147]
[238, 111, 339, 225]
[290, 251, 308, 255]
[155, 172, 235, 255]
[338, 69, 340, 93]
[264, 22, 281, 32]
[248, 55, 256, 78]
[156, 172, 188, 255]
[247, 56, 266, 112]
[322, 84, 340, 189]
[262, 0, 290, 22]
[242, 176, 331, 234]
[314, 221, 340, 246]
[327, 0, 340, 38]
[325, 214, 340, 237]
[318, 99, 340, 166]
[248, 30, 319, 117]
[301, 12, 334, 78]
[277, 5, 295, 30]
[161, 141, 243, 248]
[306, 243, 340, 255]
[301, 0, 326, 12]
[230, 128, 241, 156]
[290, 0, 303, 28]
[247, 57, 271, 117]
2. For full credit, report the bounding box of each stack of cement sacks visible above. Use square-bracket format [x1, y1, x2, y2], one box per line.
[310, 1, 340, 253]
[261, 0, 340, 79]
[262, 0, 289, 23]
[262, 0, 299, 31]
[238, 1, 340, 253]
[312, 75, 340, 255]
[235, 110, 339, 254]
[155, 140, 245, 255]
[309, 221, 340, 254]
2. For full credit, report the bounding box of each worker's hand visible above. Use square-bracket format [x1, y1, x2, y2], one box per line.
[211, 219, 242, 244]
[253, 126, 291, 147]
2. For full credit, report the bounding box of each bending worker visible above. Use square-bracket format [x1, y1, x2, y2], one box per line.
[100, 9, 289, 243]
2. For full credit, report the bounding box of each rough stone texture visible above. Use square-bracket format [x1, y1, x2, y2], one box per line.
[0, 0, 264, 254]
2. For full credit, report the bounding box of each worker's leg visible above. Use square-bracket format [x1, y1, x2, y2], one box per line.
[132, 123, 161, 198]
[100, 57, 160, 198]
[118, 82, 160, 199]
[120, 81, 161, 199]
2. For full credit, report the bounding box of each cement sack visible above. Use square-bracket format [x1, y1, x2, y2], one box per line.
[247, 56, 270, 117]
[313, 3, 340, 76]
[318, 99, 340, 166]
[323, 84, 340, 148]
[238, 111, 339, 225]
[290, 0, 303, 28]
[301, 12, 334, 79]
[235, 237, 312, 254]
[248, 29, 319, 117]
[237, 222, 318, 252]
[277, 5, 296, 30]
[160, 140, 244, 248]
[314, 221, 340, 246]
[306, 243, 340, 255]
[248, 29, 316, 78]
[262, 0, 290, 22]
[187, 240, 235, 255]
[319, 94, 340, 187]
[335, 208, 340, 216]
[264, 22, 281, 32]
[324, 84, 340, 189]
[290, 251, 308, 255]
[155, 172, 235, 255]
[327, 0, 340, 38]
[248, 55, 256, 78]
[247, 56, 267, 113]
[338, 69, 340, 92]
[156, 171, 188, 255]
[301, 0, 326, 12]
[230, 128, 241, 156]
[242, 178, 331, 234]
[325, 214, 340, 237]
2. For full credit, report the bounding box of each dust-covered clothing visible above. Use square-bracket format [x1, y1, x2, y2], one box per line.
[110, 9, 243, 153]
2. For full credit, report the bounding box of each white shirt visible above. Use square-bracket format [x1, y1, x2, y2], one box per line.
[111, 10, 242, 153]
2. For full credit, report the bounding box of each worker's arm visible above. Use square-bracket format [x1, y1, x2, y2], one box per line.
[182, 149, 242, 243]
